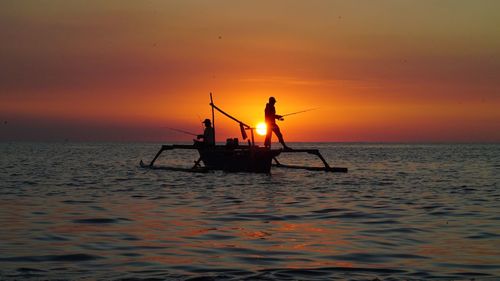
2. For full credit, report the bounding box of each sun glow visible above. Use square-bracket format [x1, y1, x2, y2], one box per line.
[256, 122, 267, 136]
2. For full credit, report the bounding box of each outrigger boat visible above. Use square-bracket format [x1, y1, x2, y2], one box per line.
[140, 94, 347, 173]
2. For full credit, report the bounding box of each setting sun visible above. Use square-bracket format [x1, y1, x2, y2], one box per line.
[256, 122, 267, 136]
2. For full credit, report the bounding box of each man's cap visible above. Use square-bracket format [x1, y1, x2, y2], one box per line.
[269, 97, 276, 102]
[203, 119, 211, 124]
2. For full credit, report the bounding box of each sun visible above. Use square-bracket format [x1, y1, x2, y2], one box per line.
[256, 122, 267, 136]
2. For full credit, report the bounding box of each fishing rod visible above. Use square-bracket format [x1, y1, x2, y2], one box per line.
[281, 108, 318, 117]
[197, 114, 204, 130]
[163, 127, 198, 137]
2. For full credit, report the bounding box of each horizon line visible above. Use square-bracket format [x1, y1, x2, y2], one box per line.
[1, 140, 499, 145]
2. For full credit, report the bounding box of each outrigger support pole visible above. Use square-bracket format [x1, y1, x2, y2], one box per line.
[148, 146, 168, 167]
[272, 149, 348, 173]
[142, 144, 198, 167]
[311, 150, 331, 169]
[140, 144, 208, 173]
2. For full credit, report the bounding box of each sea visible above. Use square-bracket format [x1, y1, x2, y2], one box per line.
[0, 142, 499, 281]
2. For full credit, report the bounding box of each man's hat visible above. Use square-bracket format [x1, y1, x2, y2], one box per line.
[269, 97, 276, 102]
[203, 119, 211, 124]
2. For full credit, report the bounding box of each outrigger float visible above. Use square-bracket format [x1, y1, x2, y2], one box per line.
[140, 94, 347, 174]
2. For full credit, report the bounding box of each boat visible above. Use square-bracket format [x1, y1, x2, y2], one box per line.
[140, 94, 347, 173]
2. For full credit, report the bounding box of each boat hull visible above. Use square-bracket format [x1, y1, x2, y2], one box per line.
[198, 146, 281, 173]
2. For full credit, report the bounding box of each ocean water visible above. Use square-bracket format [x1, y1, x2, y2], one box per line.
[0, 142, 499, 280]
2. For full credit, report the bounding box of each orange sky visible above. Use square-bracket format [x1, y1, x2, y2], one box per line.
[1, 1, 499, 142]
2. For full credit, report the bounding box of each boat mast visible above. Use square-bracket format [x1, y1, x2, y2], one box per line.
[210, 92, 215, 144]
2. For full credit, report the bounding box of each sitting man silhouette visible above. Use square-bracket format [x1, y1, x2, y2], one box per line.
[195, 119, 215, 146]
[264, 97, 291, 150]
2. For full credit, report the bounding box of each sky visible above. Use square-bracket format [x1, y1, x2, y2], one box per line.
[1, 0, 499, 142]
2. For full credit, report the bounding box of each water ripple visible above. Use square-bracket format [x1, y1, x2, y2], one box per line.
[0, 142, 498, 280]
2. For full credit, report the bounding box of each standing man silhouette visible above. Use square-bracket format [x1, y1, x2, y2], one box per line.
[264, 97, 291, 150]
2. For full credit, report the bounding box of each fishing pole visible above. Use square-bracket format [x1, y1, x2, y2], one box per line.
[281, 108, 318, 117]
[163, 127, 198, 136]
[197, 114, 204, 130]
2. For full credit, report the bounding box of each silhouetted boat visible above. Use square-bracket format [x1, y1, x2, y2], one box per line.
[140, 94, 347, 173]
